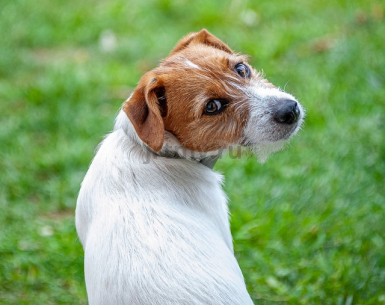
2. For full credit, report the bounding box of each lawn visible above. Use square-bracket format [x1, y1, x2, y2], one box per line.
[0, 0, 384, 304]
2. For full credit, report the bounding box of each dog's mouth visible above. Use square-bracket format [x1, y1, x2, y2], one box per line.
[240, 113, 304, 163]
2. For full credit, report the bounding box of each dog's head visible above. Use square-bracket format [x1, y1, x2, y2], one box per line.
[123, 29, 304, 161]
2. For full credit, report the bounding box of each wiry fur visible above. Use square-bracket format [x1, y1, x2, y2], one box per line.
[76, 114, 253, 304]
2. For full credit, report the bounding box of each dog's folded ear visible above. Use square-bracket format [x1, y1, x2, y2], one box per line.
[169, 29, 233, 56]
[123, 74, 165, 152]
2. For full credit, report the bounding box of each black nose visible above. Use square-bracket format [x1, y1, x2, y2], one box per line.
[273, 99, 300, 125]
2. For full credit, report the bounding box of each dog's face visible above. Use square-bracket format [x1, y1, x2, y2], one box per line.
[124, 29, 304, 160]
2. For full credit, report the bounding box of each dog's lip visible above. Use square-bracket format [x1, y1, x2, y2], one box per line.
[280, 121, 302, 139]
[240, 120, 302, 146]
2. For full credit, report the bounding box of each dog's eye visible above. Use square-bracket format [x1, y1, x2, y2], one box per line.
[235, 63, 250, 78]
[204, 99, 228, 115]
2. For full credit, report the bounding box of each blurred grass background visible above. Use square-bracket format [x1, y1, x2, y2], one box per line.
[0, 0, 384, 304]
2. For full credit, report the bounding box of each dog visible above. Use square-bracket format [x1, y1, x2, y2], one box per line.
[76, 29, 304, 305]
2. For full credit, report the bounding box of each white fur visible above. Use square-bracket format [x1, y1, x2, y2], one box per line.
[76, 111, 254, 304]
[242, 85, 305, 162]
[184, 58, 201, 69]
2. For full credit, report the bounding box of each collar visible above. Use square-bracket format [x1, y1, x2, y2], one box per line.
[149, 147, 218, 169]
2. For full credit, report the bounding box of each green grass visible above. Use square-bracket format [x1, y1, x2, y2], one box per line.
[1, 0, 384, 303]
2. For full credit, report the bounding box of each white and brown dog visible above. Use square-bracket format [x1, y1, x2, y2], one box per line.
[76, 29, 304, 304]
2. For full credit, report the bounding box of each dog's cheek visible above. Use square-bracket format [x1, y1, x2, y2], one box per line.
[179, 116, 242, 152]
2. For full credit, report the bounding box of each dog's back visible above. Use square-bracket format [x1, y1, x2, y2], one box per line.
[76, 118, 253, 304]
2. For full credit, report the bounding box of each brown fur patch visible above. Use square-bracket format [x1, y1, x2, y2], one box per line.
[124, 29, 269, 152]
[169, 29, 234, 56]
[123, 73, 165, 152]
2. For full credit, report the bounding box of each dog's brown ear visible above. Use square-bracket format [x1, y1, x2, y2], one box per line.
[169, 29, 233, 56]
[123, 74, 165, 152]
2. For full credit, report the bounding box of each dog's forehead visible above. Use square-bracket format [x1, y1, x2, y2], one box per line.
[155, 51, 251, 92]
[162, 44, 248, 71]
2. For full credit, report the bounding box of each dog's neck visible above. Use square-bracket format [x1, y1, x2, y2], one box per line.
[155, 148, 218, 169]
[114, 109, 219, 169]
